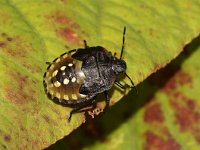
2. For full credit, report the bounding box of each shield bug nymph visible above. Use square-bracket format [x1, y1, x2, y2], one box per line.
[43, 26, 134, 121]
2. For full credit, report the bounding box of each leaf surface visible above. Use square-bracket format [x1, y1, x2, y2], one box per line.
[0, 0, 200, 149]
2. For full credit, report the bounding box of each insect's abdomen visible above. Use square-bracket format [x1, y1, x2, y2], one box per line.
[43, 52, 87, 102]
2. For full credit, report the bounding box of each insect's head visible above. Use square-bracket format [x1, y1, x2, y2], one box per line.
[112, 26, 135, 89]
[112, 58, 126, 74]
[112, 26, 127, 74]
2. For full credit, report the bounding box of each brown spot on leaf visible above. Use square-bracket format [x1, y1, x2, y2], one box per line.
[0, 131, 11, 142]
[22, 62, 42, 74]
[47, 11, 80, 28]
[187, 99, 196, 109]
[4, 70, 37, 104]
[43, 115, 50, 123]
[1, 34, 41, 74]
[1, 35, 28, 58]
[175, 71, 192, 86]
[161, 70, 192, 95]
[1, 33, 7, 37]
[46, 11, 82, 45]
[144, 131, 181, 150]
[170, 93, 200, 143]
[7, 37, 12, 41]
[163, 78, 177, 93]
[4, 135, 11, 142]
[56, 28, 81, 44]
[0, 42, 5, 47]
[56, 15, 69, 25]
[170, 95, 200, 131]
[144, 101, 164, 123]
[156, 62, 200, 144]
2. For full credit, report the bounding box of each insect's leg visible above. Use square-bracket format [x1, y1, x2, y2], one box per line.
[115, 80, 126, 89]
[68, 98, 96, 122]
[104, 91, 110, 112]
[46, 62, 51, 65]
[124, 73, 138, 93]
[83, 40, 89, 48]
[115, 79, 138, 93]
[114, 52, 117, 57]
[115, 80, 135, 89]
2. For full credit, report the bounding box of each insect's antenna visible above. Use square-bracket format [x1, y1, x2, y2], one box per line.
[120, 26, 126, 59]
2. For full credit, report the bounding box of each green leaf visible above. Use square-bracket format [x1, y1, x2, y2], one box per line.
[0, 0, 200, 149]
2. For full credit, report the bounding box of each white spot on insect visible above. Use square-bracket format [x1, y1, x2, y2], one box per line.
[50, 64, 55, 70]
[46, 72, 50, 77]
[68, 63, 73, 67]
[48, 77, 52, 81]
[56, 92, 61, 99]
[76, 71, 84, 83]
[64, 94, 69, 100]
[80, 94, 86, 98]
[54, 81, 61, 87]
[56, 58, 61, 63]
[71, 77, 76, 82]
[49, 90, 54, 95]
[60, 66, 66, 71]
[79, 72, 85, 77]
[72, 94, 77, 100]
[63, 54, 68, 58]
[52, 70, 58, 77]
[49, 84, 54, 88]
[63, 78, 69, 85]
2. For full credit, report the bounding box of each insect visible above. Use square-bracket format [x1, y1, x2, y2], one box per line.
[43, 26, 134, 121]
